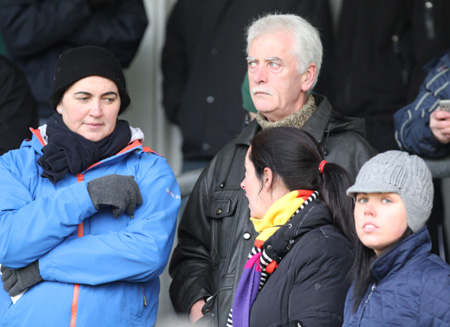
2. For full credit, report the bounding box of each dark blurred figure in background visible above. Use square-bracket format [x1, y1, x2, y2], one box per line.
[161, 0, 333, 172]
[0, 0, 148, 124]
[0, 55, 38, 155]
[327, 0, 450, 153]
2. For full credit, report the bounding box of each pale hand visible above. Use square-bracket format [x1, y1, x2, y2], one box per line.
[430, 108, 450, 144]
[189, 298, 206, 323]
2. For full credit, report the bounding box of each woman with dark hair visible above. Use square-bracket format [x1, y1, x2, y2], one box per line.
[0, 46, 180, 327]
[343, 151, 450, 326]
[229, 126, 356, 327]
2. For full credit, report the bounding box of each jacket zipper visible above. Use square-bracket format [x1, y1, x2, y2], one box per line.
[70, 173, 86, 327]
[357, 283, 376, 325]
[143, 286, 148, 306]
[365, 284, 376, 305]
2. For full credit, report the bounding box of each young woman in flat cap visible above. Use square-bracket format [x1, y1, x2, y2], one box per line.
[343, 151, 450, 326]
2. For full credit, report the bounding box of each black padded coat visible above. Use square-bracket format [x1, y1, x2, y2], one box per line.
[250, 200, 354, 327]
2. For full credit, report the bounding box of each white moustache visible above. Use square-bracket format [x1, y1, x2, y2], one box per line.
[251, 87, 273, 96]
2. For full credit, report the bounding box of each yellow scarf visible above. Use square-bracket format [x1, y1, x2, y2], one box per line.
[251, 190, 314, 243]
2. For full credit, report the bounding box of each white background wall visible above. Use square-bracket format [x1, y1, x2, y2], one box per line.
[122, 0, 182, 175]
[121, 1, 186, 324]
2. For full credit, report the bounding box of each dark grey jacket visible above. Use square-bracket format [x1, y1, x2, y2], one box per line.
[169, 94, 376, 327]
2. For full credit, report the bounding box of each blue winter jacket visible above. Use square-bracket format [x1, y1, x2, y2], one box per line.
[0, 126, 180, 327]
[394, 51, 450, 158]
[343, 227, 450, 326]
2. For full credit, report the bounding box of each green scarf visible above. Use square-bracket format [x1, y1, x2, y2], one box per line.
[256, 94, 317, 130]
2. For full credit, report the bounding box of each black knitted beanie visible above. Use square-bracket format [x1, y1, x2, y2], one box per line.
[49, 46, 130, 114]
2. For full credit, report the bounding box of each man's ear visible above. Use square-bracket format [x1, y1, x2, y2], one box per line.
[263, 167, 274, 191]
[300, 63, 317, 92]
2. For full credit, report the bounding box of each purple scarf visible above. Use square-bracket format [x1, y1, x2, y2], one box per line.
[231, 253, 263, 327]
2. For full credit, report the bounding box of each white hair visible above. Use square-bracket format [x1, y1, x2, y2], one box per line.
[246, 14, 323, 88]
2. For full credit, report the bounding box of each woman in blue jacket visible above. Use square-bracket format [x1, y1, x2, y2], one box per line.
[0, 46, 180, 327]
[343, 151, 450, 326]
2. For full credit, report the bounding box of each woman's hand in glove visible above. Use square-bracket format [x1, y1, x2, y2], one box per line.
[88, 174, 143, 218]
[1, 261, 43, 297]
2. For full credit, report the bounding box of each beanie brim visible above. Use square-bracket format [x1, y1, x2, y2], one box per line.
[346, 182, 400, 198]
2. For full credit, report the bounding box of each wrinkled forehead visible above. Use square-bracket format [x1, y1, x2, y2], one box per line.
[248, 30, 296, 57]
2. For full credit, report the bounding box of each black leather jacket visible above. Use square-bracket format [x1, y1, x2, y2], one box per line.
[169, 94, 376, 327]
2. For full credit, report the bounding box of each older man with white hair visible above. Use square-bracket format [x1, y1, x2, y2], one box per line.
[169, 13, 376, 327]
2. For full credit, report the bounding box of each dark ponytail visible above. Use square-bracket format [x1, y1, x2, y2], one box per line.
[319, 161, 357, 243]
[249, 127, 356, 243]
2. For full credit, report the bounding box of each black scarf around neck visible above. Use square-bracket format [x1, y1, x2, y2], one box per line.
[38, 113, 131, 183]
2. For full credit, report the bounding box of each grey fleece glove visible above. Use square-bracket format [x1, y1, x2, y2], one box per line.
[1, 261, 43, 297]
[87, 174, 143, 218]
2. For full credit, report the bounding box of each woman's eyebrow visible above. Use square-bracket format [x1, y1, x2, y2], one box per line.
[74, 91, 92, 96]
[102, 91, 118, 96]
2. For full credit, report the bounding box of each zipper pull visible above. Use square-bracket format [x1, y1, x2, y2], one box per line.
[143, 287, 148, 306]
[364, 284, 376, 305]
